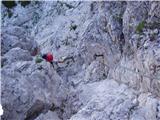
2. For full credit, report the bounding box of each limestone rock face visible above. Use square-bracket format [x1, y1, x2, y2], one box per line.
[2, 47, 32, 66]
[1, 1, 160, 120]
[1, 60, 67, 120]
[35, 111, 60, 120]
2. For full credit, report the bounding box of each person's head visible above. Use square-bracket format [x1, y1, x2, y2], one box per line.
[42, 54, 47, 59]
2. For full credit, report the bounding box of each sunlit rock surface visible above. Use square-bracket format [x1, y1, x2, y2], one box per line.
[1, 1, 160, 120]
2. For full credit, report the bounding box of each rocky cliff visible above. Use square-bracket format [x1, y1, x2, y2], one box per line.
[1, 1, 160, 120]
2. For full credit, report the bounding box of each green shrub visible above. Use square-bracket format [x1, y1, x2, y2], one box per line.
[136, 21, 145, 34]
[2, 1, 17, 9]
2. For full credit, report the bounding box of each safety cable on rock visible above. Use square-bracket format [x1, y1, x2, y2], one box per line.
[119, 65, 160, 80]
[36, 39, 160, 81]
[100, 61, 160, 80]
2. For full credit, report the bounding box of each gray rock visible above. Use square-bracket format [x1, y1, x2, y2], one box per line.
[1, 61, 67, 120]
[35, 111, 60, 120]
[2, 47, 32, 66]
[84, 61, 109, 83]
[1, 1, 160, 120]
[123, 1, 150, 41]
[70, 80, 138, 120]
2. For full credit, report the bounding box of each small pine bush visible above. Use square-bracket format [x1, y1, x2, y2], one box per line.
[136, 21, 145, 34]
[2, 1, 17, 9]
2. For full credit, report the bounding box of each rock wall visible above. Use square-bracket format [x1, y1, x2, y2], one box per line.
[1, 1, 160, 120]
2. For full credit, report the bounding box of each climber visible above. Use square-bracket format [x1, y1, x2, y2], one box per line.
[41, 52, 66, 69]
[35, 51, 72, 69]
[42, 52, 54, 64]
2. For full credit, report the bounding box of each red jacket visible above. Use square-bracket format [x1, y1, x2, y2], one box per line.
[42, 53, 53, 62]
